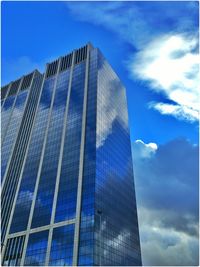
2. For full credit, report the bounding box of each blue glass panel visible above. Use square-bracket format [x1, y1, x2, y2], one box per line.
[1, 90, 28, 181]
[10, 78, 55, 233]
[1, 94, 16, 139]
[55, 62, 86, 223]
[31, 70, 70, 228]
[78, 49, 98, 266]
[49, 224, 74, 266]
[94, 52, 142, 265]
[24, 230, 48, 266]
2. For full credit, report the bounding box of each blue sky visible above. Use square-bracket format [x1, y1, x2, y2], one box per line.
[2, 1, 199, 265]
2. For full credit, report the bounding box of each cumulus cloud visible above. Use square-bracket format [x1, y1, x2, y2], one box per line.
[133, 139, 157, 159]
[140, 214, 199, 266]
[130, 34, 199, 122]
[132, 138, 199, 265]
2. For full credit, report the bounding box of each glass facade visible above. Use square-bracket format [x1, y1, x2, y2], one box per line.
[24, 230, 49, 266]
[1, 44, 142, 266]
[1, 86, 29, 180]
[10, 76, 56, 233]
[31, 70, 70, 229]
[94, 51, 142, 265]
[54, 62, 86, 223]
[49, 224, 75, 266]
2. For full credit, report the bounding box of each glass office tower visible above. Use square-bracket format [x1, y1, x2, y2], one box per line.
[1, 43, 142, 266]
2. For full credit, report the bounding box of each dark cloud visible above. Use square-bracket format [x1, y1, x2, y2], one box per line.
[132, 138, 199, 265]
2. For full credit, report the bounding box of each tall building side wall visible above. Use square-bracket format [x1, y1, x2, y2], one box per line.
[95, 51, 142, 265]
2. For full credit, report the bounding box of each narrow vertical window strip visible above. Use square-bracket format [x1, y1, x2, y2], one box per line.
[44, 51, 76, 266]
[72, 44, 90, 266]
[1, 82, 12, 111]
[1, 77, 23, 146]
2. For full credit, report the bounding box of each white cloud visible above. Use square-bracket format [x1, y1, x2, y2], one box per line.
[66, 2, 199, 123]
[132, 139, 157, 159]
[149, 102, 199, 122]
[132, 138, 199, 265]
[139, 207, 199, 266]
[129, 34, 199, 122]
[66, 2, 147, 48]
[66, 2, 198, 50]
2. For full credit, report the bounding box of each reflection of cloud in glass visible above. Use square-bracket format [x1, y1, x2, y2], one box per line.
[96, 59, 128, 148]
[24, 230, 49, 266]
[49, 224, 74, 266]
[16, 190, 34, 205]
[40, 77, 55, 110]
[94, 54, 141, 265]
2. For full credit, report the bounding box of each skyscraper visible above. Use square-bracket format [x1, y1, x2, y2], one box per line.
[1, 43, 142, 266]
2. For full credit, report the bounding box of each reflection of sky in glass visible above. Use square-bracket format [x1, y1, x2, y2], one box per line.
[10, 77, 55, 233]
[1, 89, 29, 181]
[49, 224, 74, 266]
[96, 54, 128, 148]
[1, 94, 16, 138]
[78, 48, 97, 266]
[55, 62, 86, 223]
[94, 52, 142, 265]
[31, 69, 70, 229]
[3, 47, 141, 266]
[24, 230, 48, 266]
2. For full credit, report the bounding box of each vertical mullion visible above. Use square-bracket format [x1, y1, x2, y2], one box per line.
[72, 44, 90, 266]
[18, 236, 25, 266]
[7, 238, 15, 266]
[13, 236, 21, 266]
[11, 237, 18, 266]
[2, 238, 11, 265]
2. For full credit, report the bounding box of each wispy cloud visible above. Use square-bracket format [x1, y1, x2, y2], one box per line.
[129, 34, 199, 122]
[66, 1, 199, 123]
[148, 102, 199, 123]
[66, 2, 198, 49]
